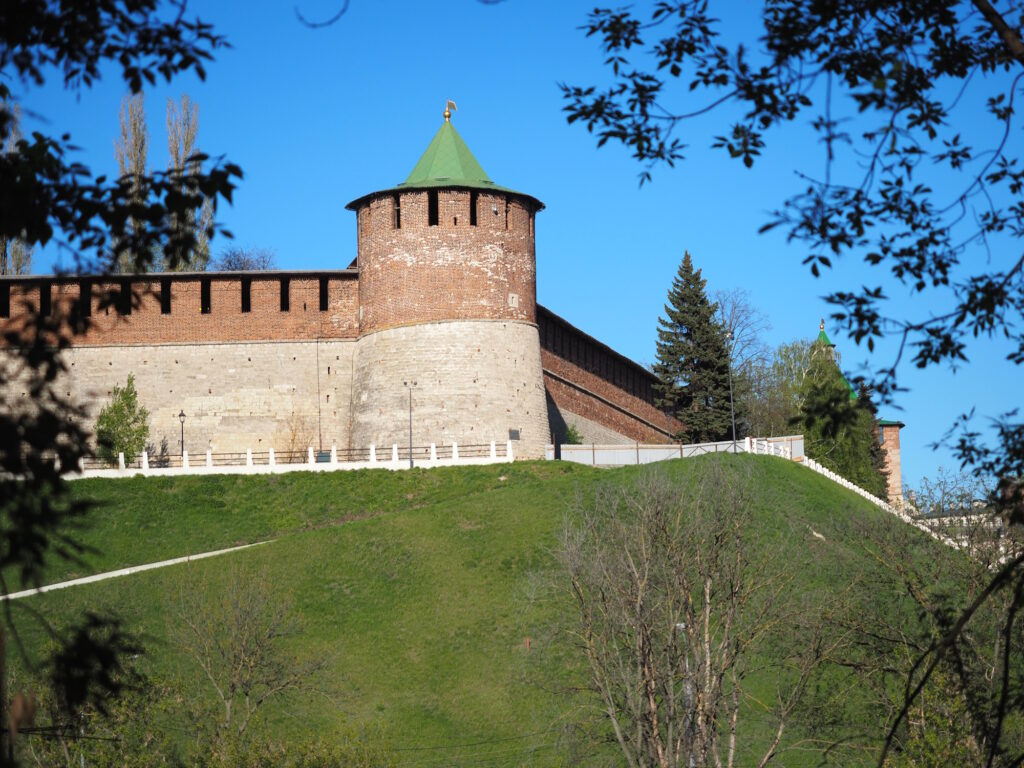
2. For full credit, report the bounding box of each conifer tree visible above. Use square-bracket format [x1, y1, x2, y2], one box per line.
[653, 251, 732, 442]
[797, 342, 887, 496]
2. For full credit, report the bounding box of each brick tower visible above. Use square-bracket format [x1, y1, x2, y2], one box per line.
[345, 107, 550, 456]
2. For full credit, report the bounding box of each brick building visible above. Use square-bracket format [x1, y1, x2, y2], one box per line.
[0, 111, 678, 459]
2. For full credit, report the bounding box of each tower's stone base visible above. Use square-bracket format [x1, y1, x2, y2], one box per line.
[350, 320, 549, 459]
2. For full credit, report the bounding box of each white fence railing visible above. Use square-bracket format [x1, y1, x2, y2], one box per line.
[800, 457, 975, 553]
[545, 435, 805, 466]
[544, 435, 978, 555]
[66, 440, 515, 480]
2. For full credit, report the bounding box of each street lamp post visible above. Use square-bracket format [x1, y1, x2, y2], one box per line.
[178, 410, 186, 459]
[403, 381, 417, 469]
[724, 331, 737, 453]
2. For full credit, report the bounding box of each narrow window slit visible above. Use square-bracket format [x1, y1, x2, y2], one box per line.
[160, 279, 171, 315]
[119, 280, 132, 315]
[80, 279, 93, 317]
[428, 190, 439, 226]
[39, 282, 51, 317]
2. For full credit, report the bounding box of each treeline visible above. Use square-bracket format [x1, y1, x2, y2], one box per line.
[653, 250, 889, 496]
[114, 93, 276, 274]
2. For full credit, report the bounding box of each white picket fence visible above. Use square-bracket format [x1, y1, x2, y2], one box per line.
[67, 440, 515, 480]
[546, 435, 804, 466]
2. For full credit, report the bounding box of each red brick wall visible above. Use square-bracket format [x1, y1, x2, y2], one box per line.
[0, 273, 360, 346]
[538, 307, 681, 443]
[354, 188, 538, 333]
[880, 424, 904, 504]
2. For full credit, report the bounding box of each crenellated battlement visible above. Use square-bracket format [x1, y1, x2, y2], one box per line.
[351, 187, 539, 334]
[0, 111, 679, 461]
[0, 271, 360, 346]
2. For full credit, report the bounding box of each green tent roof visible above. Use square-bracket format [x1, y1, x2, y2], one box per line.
[816, 319, 835, 348]
[401, 121, 496, 190]
[346, 117, 542, 210]
[813, 320, 857, 400]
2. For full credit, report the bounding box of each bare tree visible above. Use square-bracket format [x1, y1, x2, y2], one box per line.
[714, 288, 770, 374]
[843, 470, 1024, 766]
[170, 566, 322, 761]
[212, 246, 277, 271]
[166, 94, 213, 271]
[0, 104, 33, 275]
[561, 460, 828, 768]
[114, 92, 149, 274]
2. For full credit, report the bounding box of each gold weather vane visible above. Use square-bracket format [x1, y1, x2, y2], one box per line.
[820, 318, 825, 331]
[444, 99, 457, 121]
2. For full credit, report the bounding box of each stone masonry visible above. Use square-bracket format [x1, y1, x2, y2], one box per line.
[0, 114, 679, 459]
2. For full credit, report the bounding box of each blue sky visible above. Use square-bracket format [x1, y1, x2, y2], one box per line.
[18, 0, 1021, 489]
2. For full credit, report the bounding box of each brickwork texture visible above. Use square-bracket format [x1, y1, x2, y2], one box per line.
[0, 181, 677, 456]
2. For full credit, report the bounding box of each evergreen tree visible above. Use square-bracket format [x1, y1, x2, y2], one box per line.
[858, 382, 891, 495]
[114, 92, 149, 273]
[796, 341, 887, 496]
[0, 103, 33, 274]
[653, 251, 732, 442]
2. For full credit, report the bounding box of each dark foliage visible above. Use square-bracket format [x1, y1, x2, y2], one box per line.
[653, 251, 732, 442]
[797, 345, 888, 497]
[0, 2, 240, 763]
[561, 0, 1024, 761]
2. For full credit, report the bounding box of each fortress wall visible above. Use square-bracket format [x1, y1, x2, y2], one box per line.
[355, 190, 538, 333]
[0, 273, 360, 346]
[1, 339, 355, 457]
[349, 320, 549, 458]
[538, 307, 679, 444]
[543, 367, 673, 444]
[545, 398, 638, 446]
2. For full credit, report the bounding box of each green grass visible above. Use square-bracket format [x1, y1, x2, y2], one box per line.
[8, 456, 958, 766]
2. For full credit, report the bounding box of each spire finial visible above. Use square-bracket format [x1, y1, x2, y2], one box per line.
[820, 318, 825, 331]
[444, 99, 457, 122]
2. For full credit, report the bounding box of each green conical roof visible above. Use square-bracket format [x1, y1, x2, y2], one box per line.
[401, 121, 494, 189]
[346, 116, 543, 210]
[816, 319, 835, 348]
[813, 320, 856, 400]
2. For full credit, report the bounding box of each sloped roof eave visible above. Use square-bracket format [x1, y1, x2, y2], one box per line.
[345, 184, 544, 212]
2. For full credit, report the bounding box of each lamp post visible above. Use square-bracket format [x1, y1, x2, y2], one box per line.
[402, 381, 417, 469]
[178, 410, 186, 458]
[724, 331, 737, 453]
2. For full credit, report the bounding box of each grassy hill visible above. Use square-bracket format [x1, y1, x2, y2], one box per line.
[8, 456, 958, 766]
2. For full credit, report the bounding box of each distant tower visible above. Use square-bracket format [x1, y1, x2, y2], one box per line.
[345, 107, 549, 456]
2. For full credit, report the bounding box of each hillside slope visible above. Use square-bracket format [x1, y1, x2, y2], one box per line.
[11, 457, 957, 766]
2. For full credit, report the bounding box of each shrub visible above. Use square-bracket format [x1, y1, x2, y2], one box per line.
[564, 423, 584, 445]
[95, 374, 150, 465]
